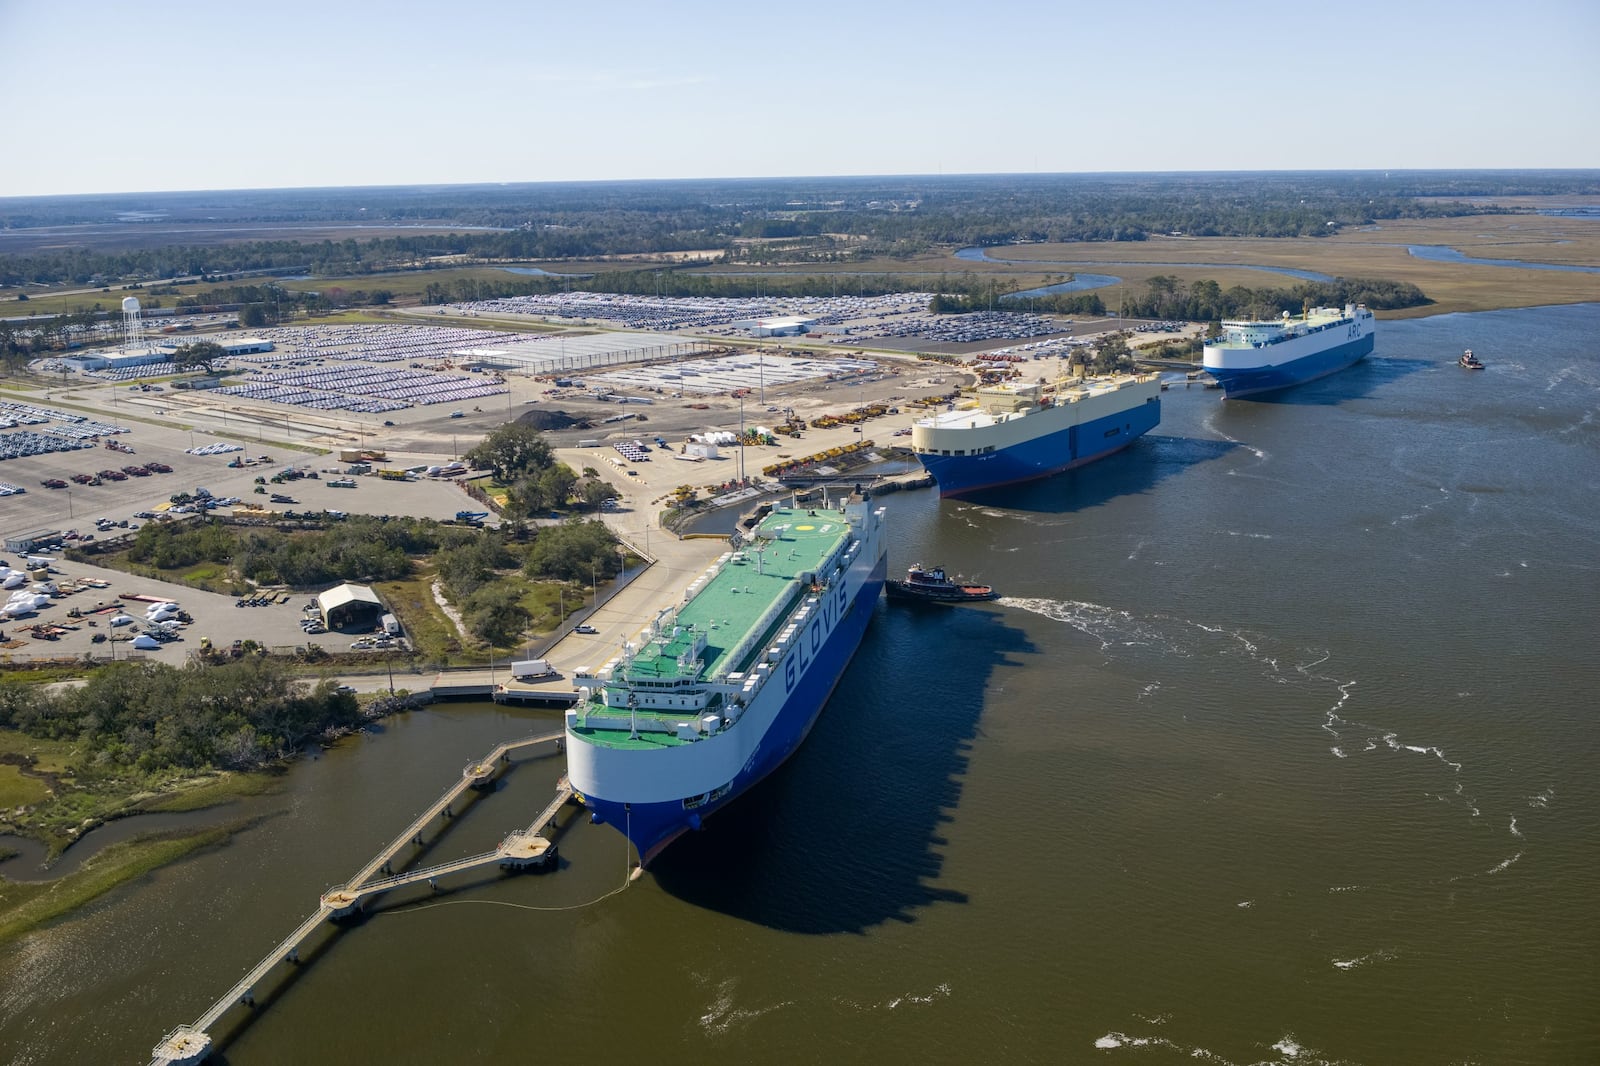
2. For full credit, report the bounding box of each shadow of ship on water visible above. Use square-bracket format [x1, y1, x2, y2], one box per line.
[954, 432, 1240, 515]
[1229, 354, 1431, 406]
[650, 601, 1031, 934]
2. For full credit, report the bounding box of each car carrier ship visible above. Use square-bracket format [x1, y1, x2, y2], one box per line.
[566, 492, 887, 864]
[1203, 303, 1376, 398]
[910, 370, 1161, 497]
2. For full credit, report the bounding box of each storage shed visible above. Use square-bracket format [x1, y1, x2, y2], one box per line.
[315, 582, 385, 631]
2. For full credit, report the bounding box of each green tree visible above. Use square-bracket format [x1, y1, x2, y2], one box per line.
[174, 339, 226, 374]
[578, 477, 620, 509]
[465, 423, 554, 484]
[512, 463, 577, 516]
[463, 583, 532, 647]
[523, 519, 621, 583]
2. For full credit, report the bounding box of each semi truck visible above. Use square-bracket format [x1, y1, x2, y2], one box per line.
[510, 659, 555, 681]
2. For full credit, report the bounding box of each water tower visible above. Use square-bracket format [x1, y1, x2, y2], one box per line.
[121, 296, 144, 349]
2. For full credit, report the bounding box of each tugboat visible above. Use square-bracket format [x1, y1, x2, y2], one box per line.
[885, 564, 1000, 605]
[1459, 349, 1485, 370]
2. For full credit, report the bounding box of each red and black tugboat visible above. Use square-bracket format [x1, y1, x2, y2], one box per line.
[885, 564, 1000, 605]
[1459, 349, 1485, 370]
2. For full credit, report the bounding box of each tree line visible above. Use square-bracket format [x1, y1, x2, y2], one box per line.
[6, 171, 1568, 289]
[1118, 275, 1430, 321]
[0, 658, 357, 776]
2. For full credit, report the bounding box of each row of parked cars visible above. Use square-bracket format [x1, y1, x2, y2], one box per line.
[42, 461, 174, 489]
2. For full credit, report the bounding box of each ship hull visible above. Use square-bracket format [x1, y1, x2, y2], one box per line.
[916, 396, 1160, 497]
[575, 552, 887, 865]
[1204, 328, 1375, 399]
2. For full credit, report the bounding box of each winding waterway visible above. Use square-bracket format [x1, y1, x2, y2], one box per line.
[1404, 244, 1600, 273]
[3, 304, 1599, 1064]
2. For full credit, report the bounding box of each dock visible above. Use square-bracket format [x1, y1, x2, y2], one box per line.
[149, 730, 574, 1065]
[427, 669, 581, 706]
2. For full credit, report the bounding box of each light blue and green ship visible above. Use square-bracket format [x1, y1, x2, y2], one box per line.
[566, 492, 887, 863]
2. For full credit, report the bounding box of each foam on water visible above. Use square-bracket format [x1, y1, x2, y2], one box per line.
[1486, 851, 1522, 875]
[1089, 1028, 1250, 1063]
[1002, 599, 1480, 796]
[997, 591, 1543, 897]
[1204, 413, 1269, 462]
[889, 982, 951, 1009]
[998, 596, 1181, 654]
[1333, 949, 1397, 970]
[695, 976, 794, 1036]
[838, 982, 952, 1014]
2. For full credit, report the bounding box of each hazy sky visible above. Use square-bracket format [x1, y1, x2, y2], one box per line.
[2, 0, 1596, 197]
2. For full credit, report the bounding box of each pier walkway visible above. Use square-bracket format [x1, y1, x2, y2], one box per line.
[342, 729, 562, 889]
[150, 731, 572, 1065]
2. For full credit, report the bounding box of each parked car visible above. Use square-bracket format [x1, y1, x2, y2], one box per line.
[575, 624, 599, 634]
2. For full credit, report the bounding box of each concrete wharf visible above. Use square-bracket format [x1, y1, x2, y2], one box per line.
[149, 730, 572, 1066]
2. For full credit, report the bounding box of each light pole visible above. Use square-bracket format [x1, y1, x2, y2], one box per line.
[558, 586, 565, 624]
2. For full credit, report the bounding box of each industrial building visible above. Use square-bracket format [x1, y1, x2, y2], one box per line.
[750, 316, 816, 337]
[65, 336, 275, 372]
[3, 529, 64, 553]
[314, 582, 385, 631]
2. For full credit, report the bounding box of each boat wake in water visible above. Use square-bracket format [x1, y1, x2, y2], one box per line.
[995, 595, 1524, 838]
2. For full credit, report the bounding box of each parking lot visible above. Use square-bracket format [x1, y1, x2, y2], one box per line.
[0, 304, 1190, 669]
[0, 554, 372, 666]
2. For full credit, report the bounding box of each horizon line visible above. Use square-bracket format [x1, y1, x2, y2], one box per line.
[5, 167, 1600, 202]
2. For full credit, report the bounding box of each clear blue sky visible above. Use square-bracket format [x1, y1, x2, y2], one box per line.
[2, 0, 1596, 197]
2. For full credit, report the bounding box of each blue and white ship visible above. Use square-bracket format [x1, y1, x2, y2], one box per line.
[566, 494, 887, 865]
[1203, 303, 1375, 398]
[910, 370, 1161, 497]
